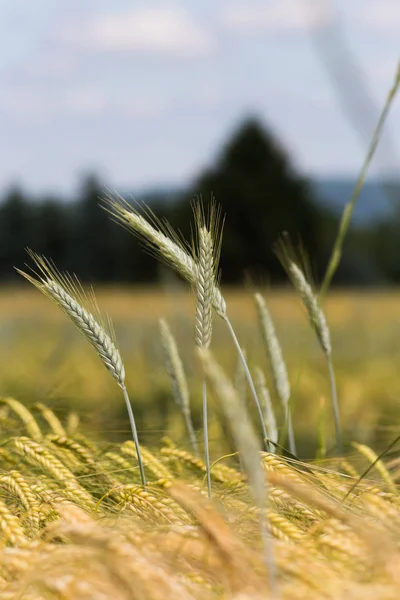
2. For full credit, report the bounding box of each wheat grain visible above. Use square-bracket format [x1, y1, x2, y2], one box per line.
[32, 403, 66, 437]
[122, 441, 172, 481]
[0, 471, 40, 532]
[0, 499, 27, 546]
[352, 442, 397, 494]
[12, 436, 95, 508]
[46, 435, 97, 469]
[66, 412, 80, 435]
[0, 398, 43, 442]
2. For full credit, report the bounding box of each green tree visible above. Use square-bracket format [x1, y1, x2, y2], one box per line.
[0, 187, 36, 280]
[172, 118, 325, 283]
[34, 199, 68, 267]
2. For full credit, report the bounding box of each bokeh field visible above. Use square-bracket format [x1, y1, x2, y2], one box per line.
[2, 285, 399, 457]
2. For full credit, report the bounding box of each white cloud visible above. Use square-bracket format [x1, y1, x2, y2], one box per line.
[220, 0, 330, 32]
[63, 89, 106, 114]
[362, 0, 400, 30]
[67, 7, 214, 57]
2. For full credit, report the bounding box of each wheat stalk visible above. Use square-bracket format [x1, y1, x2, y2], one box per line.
[198, 347, 278, 592]
[159, 318, 199, 457]
[320, 62, 400, 297]
[255, 293, 296, 454]
[254, 367, 278, 453]
[17, 251, 146, 486]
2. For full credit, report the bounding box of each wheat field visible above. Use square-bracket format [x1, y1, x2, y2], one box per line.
[0, 396, 399, 599]
[1, 287, 399, 448]
[0, 285, 399, 597]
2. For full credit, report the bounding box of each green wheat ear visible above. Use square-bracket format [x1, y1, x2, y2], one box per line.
[275, 237, 341, 456]
[192, 199, 224, 497]
[16, 250, 147, 486]
[104, 194, 267, 450]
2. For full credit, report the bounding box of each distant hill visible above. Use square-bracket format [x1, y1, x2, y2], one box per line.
[125, 177, 400, 224]
[312, 178, 399, 223]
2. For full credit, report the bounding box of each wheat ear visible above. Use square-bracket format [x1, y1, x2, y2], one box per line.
[198, 348, 278, 592]
[195, 224, 215, 497]
[254, 293, 295, 454]
[16, 251, 146, 486]
[159, 318, 199, 457]
[287, 262, 341, 454]
[104, 195, 265, 448]
[276, 246, 341, 456]
[103, 194, 227, 317]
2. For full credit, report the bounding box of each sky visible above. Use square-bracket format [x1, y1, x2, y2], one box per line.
[0, 0, 399, 196]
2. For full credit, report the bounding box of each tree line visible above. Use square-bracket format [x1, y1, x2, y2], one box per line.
[0, 119, 398, 286]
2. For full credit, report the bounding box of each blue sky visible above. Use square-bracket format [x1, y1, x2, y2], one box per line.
[0, 0, 399, 196]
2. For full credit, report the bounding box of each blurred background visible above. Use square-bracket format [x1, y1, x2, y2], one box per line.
[0, 0, 399, 455]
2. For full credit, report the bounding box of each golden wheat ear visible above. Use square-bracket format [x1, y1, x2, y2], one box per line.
[16, 250, 147, 486]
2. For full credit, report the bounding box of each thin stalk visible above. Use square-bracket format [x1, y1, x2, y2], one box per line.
[121, 385, 146, 486]
[184, 411, 200, 458]
[223, 315, 268, 449]
[202, 379, 212, 497]
[320, 63, 400, 298]
[198, 347, 278, 593]
[260, 510, 279, 596]
[286, 409, 296, 457]
[327, 358, 342, 457]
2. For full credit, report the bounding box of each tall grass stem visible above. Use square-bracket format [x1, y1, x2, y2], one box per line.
[223, 315, 268, 449]
[320, 63, 400, 298]
[287, 410, 296, 457]
[202, 379, 212, 498]
[184, 412, 199, 459]
[121, 385, 146, 487]
[327, 357, 342, 457]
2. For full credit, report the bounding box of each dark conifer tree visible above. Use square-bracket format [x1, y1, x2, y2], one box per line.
[171, 118, 324, 283]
